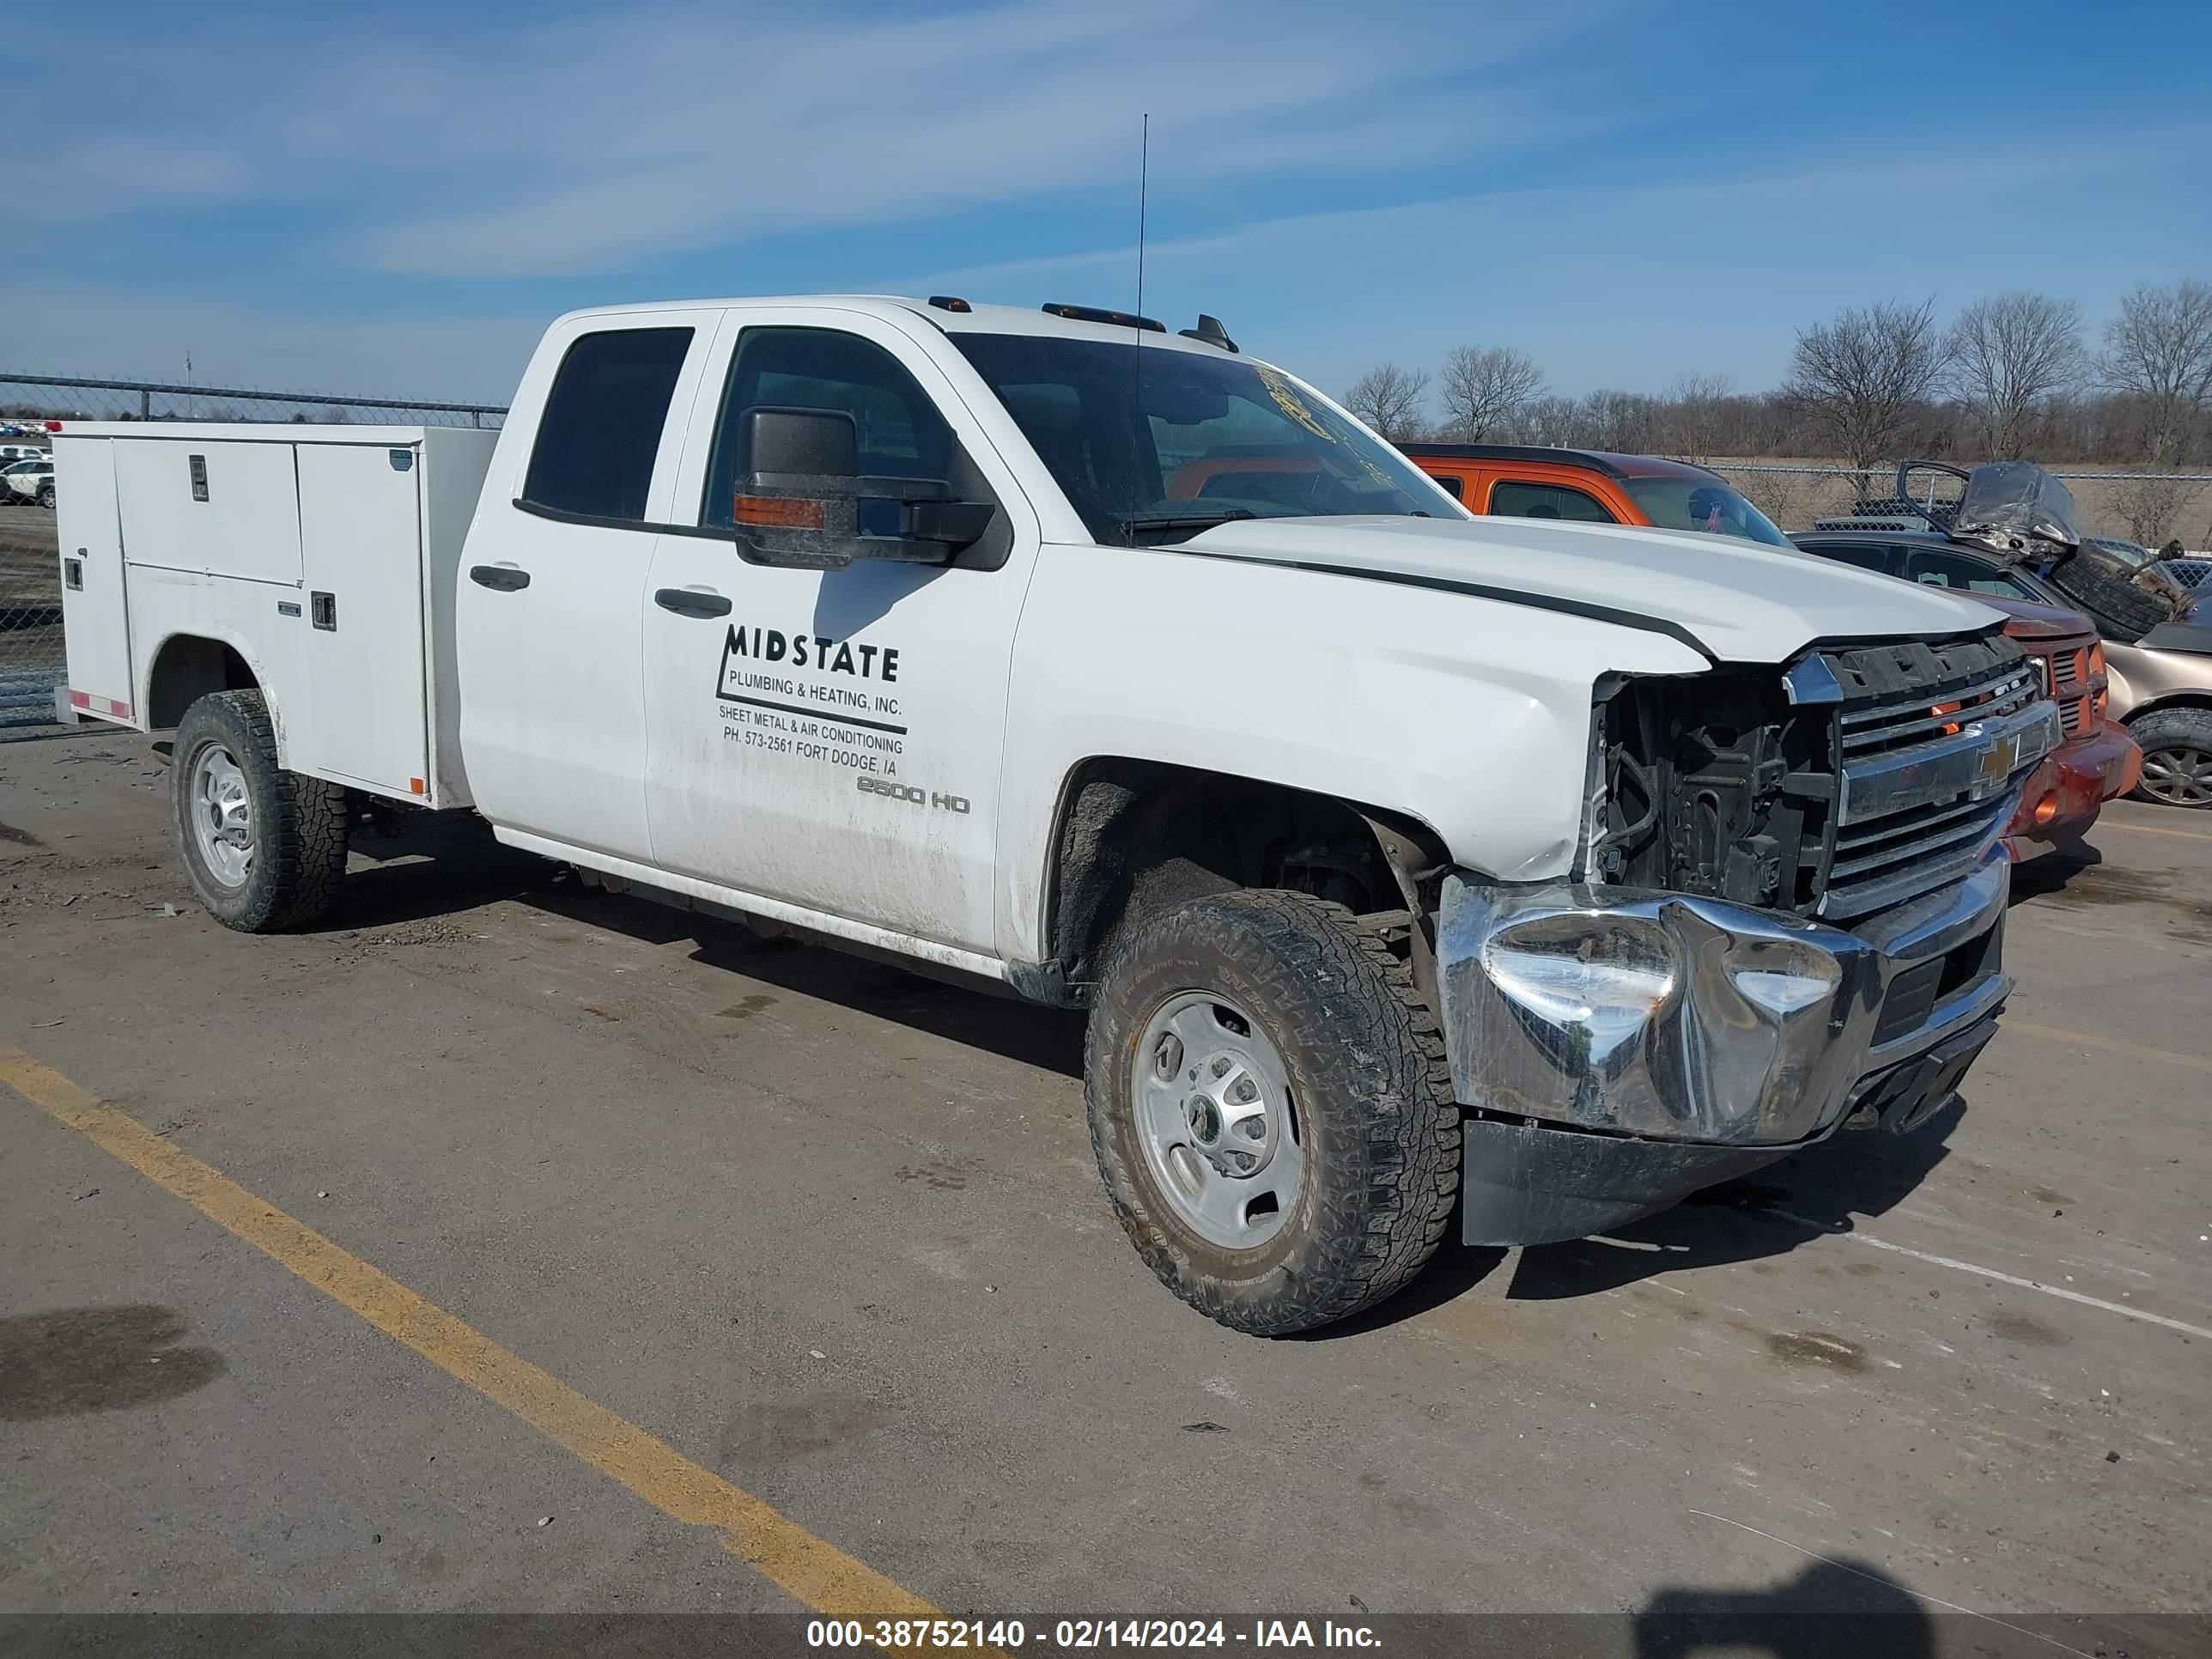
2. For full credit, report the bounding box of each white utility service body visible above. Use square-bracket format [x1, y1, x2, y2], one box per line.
[56, 423, 496, 805]
[54, 296, 2061, 1334]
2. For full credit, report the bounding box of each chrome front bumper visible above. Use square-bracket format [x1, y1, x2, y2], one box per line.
[1437, 843, 2012, 1244]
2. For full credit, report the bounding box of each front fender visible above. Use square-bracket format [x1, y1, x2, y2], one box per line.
[994, 541, 1708, 963]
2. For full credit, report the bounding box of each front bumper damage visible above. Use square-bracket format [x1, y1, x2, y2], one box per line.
[2004, 719, 2142, 853]
[1437, 843, 2011, 1246]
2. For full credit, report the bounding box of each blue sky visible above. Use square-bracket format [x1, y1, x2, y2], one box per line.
[7, 0, 2207, 410]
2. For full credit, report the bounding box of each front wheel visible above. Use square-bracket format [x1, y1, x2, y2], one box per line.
[35, 481, 54, 509]
[2129, 708, 2212, 808]
[1085, 890, 1460, 1335]
[172, 690, 349, 930]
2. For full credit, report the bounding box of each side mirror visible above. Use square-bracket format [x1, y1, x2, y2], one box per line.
[731, 406, 995, 571]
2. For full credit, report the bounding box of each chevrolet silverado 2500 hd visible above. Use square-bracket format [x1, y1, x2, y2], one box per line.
[54, 296, 2059, 1334]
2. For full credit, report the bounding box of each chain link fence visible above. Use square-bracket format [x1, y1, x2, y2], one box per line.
[0, 374, 505, 732]
[1702, 460, 2212, 555]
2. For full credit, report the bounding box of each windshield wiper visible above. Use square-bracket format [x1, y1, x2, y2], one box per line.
[1116, 508, 1257, 544]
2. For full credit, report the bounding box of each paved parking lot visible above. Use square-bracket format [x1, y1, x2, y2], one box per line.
[3, 726, 2208, 1647]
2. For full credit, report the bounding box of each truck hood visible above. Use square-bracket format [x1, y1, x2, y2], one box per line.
[1182, 514, 2002, 665]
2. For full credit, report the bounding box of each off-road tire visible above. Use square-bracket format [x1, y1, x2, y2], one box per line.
[1085, 889, 1460, 1335]
[2128, 707, 2212, 809]
[173, 690, 349, 931]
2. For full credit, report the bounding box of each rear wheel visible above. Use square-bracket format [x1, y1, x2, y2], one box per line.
[2129, 708, 2212, 808]
[172, 690, 349, 930]
[1085, 889, 1459, 1335]
[35, 481, 54, 509]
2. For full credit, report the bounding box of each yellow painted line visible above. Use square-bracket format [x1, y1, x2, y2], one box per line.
[2006, 1020, 2212, 1077]
[0, 1044, 943, 1622]
[2093, 818, 2212, 844]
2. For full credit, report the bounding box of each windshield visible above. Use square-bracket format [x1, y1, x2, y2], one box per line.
[951, 333, 1456, 544]
[1622, 477, 1790, 547]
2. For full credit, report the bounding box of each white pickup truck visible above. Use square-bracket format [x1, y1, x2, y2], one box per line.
[55, 295, 2060, 1334]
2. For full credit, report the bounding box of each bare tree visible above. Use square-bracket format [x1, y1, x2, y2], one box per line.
[1784, 297, 1946, 479]
[1579, 388, 1659, 454]
[1517, 394, 1584, 447]
[1438, 345, 1545, 441]
[2102, 278, 2212, 463]
[1732, 468, 1805, 532]
[1946, 292, 2086, 458]
[1341, 362, 1430, 442]
[2106, 472, 2197, 547]
[1663, 371, 1735, 463]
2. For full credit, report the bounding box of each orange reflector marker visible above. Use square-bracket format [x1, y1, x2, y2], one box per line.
[732, 492, 825, 530]
[409, 777, 426, 796]
[2033, 793, 2058, 827]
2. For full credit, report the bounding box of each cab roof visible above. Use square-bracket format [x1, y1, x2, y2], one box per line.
[550, 295, 1246, 361]
[1397, 443, 1723, 482]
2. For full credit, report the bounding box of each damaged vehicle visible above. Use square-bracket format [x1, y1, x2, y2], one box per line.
[54, 298, 2057, 1333]
[1807, 461, 2211, 810]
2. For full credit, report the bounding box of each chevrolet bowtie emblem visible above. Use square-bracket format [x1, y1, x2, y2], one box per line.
[1970, 726, 2015, 797]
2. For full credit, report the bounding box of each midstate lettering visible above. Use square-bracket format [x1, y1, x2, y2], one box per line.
[724, 623, 899, 683]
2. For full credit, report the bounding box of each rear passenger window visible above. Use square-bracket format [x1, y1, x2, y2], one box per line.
[521, 326, 694, 521]
[701, 328, 955, 529]
[1903, 547, 2039, 599]
[1488, 481, 1615, 523]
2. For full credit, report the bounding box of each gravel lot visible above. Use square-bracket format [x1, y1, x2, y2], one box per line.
[3, 726, 2208, 1650]
[0, 501, 63, 730]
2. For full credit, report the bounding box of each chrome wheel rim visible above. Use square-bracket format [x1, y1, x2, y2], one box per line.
[191, 742, 254, 887]
[1132, 991, 1304, 1249]
[2139, 744, 2212, 807]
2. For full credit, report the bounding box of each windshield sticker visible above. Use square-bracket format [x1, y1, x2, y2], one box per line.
[1255, 363, 1396, 490]
[1254, 365, 1335, 443]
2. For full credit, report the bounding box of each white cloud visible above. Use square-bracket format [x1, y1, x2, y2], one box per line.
[9, 0, 1636, 276]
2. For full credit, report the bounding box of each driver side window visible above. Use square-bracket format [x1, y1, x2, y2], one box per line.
[700, 327, 954, 529]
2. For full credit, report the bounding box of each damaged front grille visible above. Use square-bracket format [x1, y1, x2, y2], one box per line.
[1824, 789, 2011, 920]
[1820, 642, 2041, 921]
[1838, 663, 2039, 759]
[1592, 629, 2052, 929]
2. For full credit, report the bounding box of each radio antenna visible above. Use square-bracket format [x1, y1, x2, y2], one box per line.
[1136, 112, 1150, 324]
[1124, 113, 1151, 549]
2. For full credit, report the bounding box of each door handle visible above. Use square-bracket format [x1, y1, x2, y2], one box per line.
[470, 563, 532, 592]
[654, 586, 732, 619]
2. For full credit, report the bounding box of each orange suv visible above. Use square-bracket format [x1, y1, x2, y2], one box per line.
[1398, 443, 1798, 544]
[1399, 444, 2141, 853]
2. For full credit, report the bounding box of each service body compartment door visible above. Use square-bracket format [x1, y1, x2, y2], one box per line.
[112, 439, 303, 585]
[293, 443, 429, 796]
[53, 437, 135, 720]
